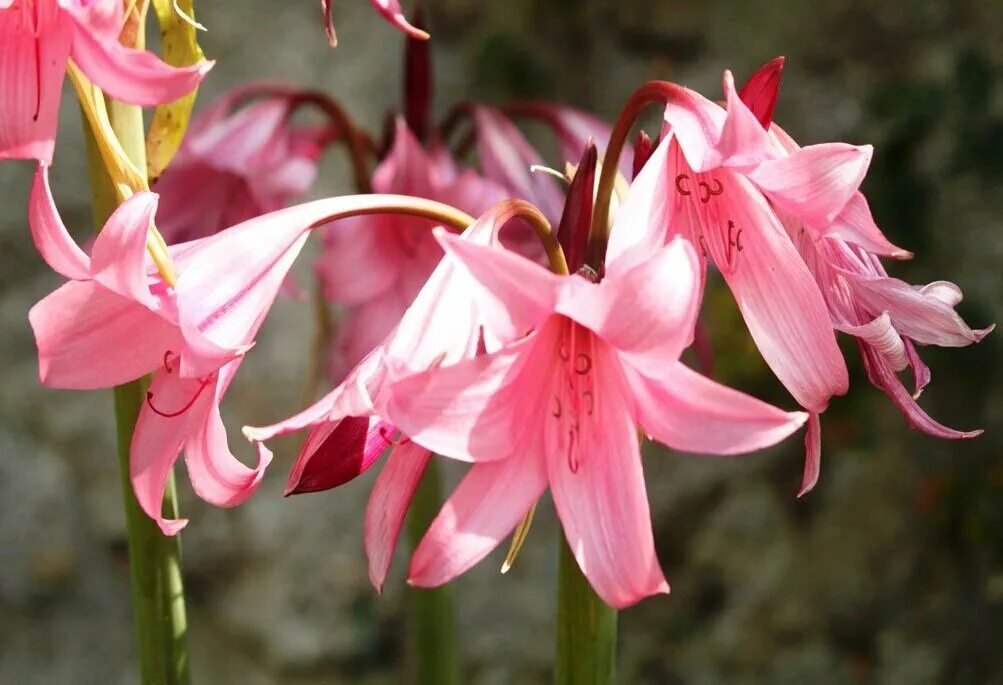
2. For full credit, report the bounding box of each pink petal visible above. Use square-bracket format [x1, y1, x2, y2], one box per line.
[738, 56, 784, 129]
[716, 70, 776, 169]
[185, 99, 290, 176]
[748, 143, 873, 226]
[318, 219, 402, 305]
[130, 370, 207, 535]
[370, 0, 430, 40]
[173, 204, 315, 377]
[387, 333, 546, 462]
[28, 163, 91, 279]
[183, 377, 272, 508]
[712, 173, 848, 412]
[560, 238, 701, 371]
[433, 228, 562, 343]
[626, 360, 808, 455]
[407, 453, 547, 588]
[89, 191, 161, 310]
[545, 344, 669, 609]
[604, 135, 674, 271]
[825, 193, 912, 258]
[69, 16, 212, 107]
[29, 280, 180, 389]
[835, 312, 908, 371]
[474, 106, 564, 222]
[798, 412, 822, 497]
[661, 85, 726, 173]
[0, 4, 72, 163]
[844, 271, 992, 347]
[859, 341, 981, 440]
[365, 441, 430, 591]
[285, 416, 392, 495]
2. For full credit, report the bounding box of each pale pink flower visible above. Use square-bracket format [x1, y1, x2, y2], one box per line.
[27, 165, 377, 533]
[247, 208, 515, 590]
[318, 117, 511, 375]
[155, 86, 328, 244]
[321, 0, 428, 47]
[606, 65, 878, 492]
[735, 58, 991, 492]
[386, 227, 806, 608]
[0, 0, 212, 163]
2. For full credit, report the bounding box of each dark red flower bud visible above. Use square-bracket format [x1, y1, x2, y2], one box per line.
[739, 56, 785, 129]
[284, 416, 393, 495]
[403, 8, 433, 142]
[557, 140, 598, 273]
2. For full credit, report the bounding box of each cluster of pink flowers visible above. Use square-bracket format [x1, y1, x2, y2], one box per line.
[3, 1, 990, 609]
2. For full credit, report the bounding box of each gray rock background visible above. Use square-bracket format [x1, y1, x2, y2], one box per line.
[1, 1, 1001, 683]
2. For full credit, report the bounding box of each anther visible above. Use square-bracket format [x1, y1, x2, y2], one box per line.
[378, 425, 411, 447]
[552, 396, 562, 418]
[574, 353, 592, 375]
[675, 174, 691, 196]
[163, 351, 175, 374]
[698, 179, 723, 203]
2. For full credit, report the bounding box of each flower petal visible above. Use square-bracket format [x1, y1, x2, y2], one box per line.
[29, 280, 179, 389]
[859, 341, 981, 439]
[0, 5, 72, 163]
[661, 84, 726, 173]
[28, 163, 91, 279]
[371, 0, 430, 40]
[433, 228, 562, 343]
[365, 441, 431, 591]
[717, 70, 776, 169]
[835, 312, 908, 371]
[843, 271, 992, 347]
[407, 453, 547, 588]
[130, 370, 205, 535]
[748, 143, 873, 226]
[285, 416, 392, 495]
[825, 193, 912, 258]
[604, 135, 674, 271]
[90, 191, 161, 310]
[625, 361, 808, 455]
[183, 377, 272, 508]
[798, 412, 822, 497]
[69, 16, 212, 107]
[713, 173, 849, 411]
[560, 238, 701, 371]
[545, 345, 669, 609]
[387, 332, 547, 463]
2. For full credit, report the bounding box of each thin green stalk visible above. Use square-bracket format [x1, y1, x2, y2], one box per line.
[80, 82, 191, 683]
[406, 459, 460, 685]
[555, 539, 618, 685]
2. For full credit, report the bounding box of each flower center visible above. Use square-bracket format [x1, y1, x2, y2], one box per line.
[144, 351, 213, 418]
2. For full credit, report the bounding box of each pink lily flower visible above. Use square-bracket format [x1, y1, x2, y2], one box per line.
[385, 224, 807, 608]
[318, 117, 512, 375]
[27, 165, 368, 534]
[606, 65, 884, 492]
[155, 86, 328, 244]
[321, 0, 429, 47]
[248, 207, 516, 589]
[0, 0, 213, 163]
[733, 57, 991, 492]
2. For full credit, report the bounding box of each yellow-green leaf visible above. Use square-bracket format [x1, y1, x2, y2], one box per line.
[146, 0, 205, 182]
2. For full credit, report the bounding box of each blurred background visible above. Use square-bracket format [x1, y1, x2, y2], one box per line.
[1, 1, 1001, 683]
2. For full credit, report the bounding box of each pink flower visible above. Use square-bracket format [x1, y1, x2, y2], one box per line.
[606, 64, 873, 491]
[27, 165, 368, 533]
[0, 0, 212, 163]
[386, 226, 806, 608]
[321, 0, 429, 47]
[318, 117, 512, 375]
[738, 58, 990, 492]
[247, 207, 513, 590]
[154, 86, 327, 244]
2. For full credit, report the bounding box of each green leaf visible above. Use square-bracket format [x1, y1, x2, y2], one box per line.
[146, 0, 206, 182]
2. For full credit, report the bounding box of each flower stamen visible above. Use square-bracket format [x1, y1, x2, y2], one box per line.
[146, 378, 212, 418]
